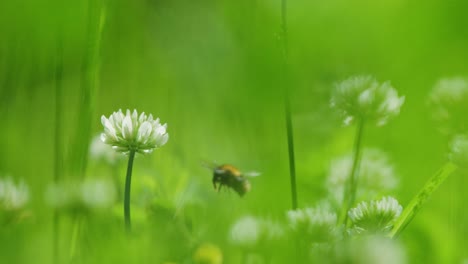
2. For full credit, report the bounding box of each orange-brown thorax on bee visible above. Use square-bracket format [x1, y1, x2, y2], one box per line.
[218, 164, 241, 176]
[212, 164, 250, 196]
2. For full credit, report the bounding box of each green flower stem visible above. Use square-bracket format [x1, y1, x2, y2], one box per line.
[390, 162, 458, 238]
[124, 150, 136, 232]
[339, 118, 365, 226]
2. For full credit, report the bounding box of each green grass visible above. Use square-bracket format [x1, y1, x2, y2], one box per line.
[1, 1, 468, 263]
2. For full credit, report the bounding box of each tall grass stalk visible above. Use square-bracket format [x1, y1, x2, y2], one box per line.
[390, 162, 458, 238]
[70, 0, 106, 176]
[339, 119, 365, 226]
[69, 215, 83, 262]
[53, 33, 64, 264]
[280, 0, 297, 210]
[68, 0, 106, 258]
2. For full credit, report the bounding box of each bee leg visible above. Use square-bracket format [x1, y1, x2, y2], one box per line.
[217, 183, 223, 193]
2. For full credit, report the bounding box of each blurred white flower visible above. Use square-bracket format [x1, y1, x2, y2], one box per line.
[101, 109, 169, 155]
[90, 135, 122, 164]
[0, 177, 29, 211]
[331, 75, 405, 126]
[448, 134, 468, 168]
[46, 179, 116, 213]
[347, 235, 407, 264]
[229, 216, 284, 248]
[229, 216, 260, 247]
[326, 148, 398, 206]
[428, 77, 468, 135]
[348, 196, 402, 234]
[287, 206, 338, 242]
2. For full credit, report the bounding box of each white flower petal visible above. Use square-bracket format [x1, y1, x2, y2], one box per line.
[137, 121, 153, 142]
[122, 115, 133, 140]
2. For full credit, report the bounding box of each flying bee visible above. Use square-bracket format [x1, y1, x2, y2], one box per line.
[203, 162, 260, 197]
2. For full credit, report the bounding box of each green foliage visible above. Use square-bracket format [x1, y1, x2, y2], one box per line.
[1, 0, 468, 263]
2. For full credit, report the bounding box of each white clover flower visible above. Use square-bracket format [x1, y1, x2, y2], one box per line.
[101, 109, 169, 155]
[331, 75, 405, 126]
[90, 135, 122, 164]
[229, 216, 284, 248]
[348, 196, 402, 234]
[327, 148, 398, 206]
[347, 236, 407, 264]
[80, 179, 117, 209]
[429, 77, 468, 135]
[0, 177, 29, 211]
[46, 179, 116, 213]
[229, 216, 261, 247]
[448, 134, 468, 168]
[287, 207, 338, 242]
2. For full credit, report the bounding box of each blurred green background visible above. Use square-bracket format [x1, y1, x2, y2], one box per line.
[1, 0, 468, 263]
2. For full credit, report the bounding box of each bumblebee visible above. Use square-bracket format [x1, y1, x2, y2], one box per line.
[204, 163, 260, 197]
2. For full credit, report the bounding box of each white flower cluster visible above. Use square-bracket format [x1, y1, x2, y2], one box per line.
[429, 77, 468, 135]
[448, 135, 468, 168]
[348, 196, 402, 234]
[331, 75, 405, 126]
[287, 207, 338, 242]
[101, 109, 169, 155]
[326, 148, 398, 206]
[0, 177, 29, 211]
[46, 179, 116, 213]
[229, 215, 284, 248]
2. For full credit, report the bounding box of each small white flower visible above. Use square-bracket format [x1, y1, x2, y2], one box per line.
[0, 177, 29, 211]
[229, 216, 261, 247]
[46, 179, 116, 213]
[101, 109, 169, 155]
[448, 134, 468, 168]
[229, 216, 284, 248]
[327, 148, 398, 206]
[331, 75, 405, 126]
[429, 77, 468, 135]
[348, 196, 402, 234]
[89, 135, 122, 164]
[287, 207, 338, 242]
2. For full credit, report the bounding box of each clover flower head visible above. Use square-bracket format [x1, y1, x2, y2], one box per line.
[448, 134, 468, 168]
[0, 177, 29, 211]
[429, 77, 468, 135]
[347, 235, 407, 264]
[46, 179, 116, 213]
[327, 148, 398, 206]
[331, 75, 405, 126]
[348, 196, 402, 234]
[287, 206, 338, 242]
[101, 109, 169, 155]
[229, 216, 284, 248]
[192, 243, 223, 264]
[229, 216, 261, 247]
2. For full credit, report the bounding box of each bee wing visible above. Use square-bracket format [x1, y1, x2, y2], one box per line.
[201, 160, 218, 170]
[243, 171, 261, 177]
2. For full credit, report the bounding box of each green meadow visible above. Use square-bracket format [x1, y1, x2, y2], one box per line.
[1, 0, 468, 263]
